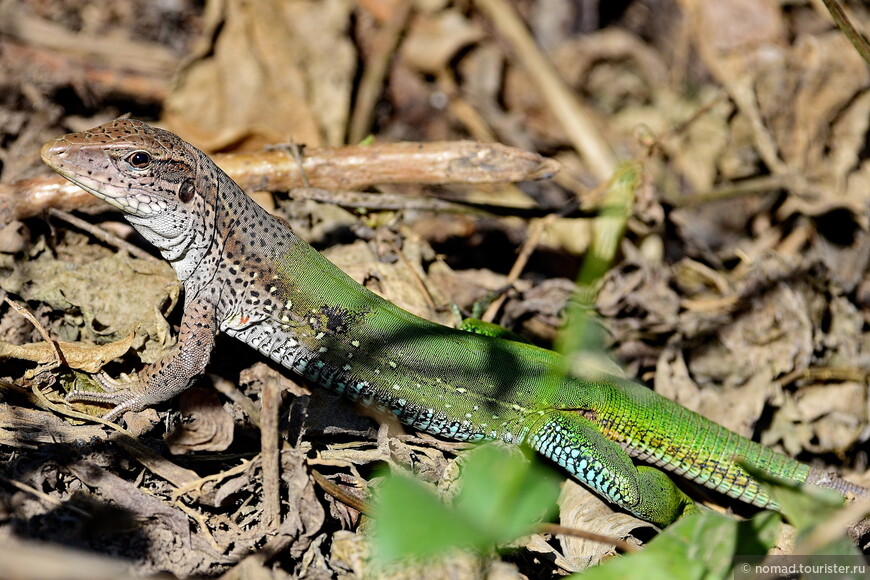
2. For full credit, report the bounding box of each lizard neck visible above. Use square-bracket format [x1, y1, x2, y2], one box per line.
[158, 177, 256, 286]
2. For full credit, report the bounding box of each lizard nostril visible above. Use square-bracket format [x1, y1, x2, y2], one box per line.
[40, 141, 67, 163]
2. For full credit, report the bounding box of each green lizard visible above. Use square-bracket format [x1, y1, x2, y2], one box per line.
[40, 119, 867, 527]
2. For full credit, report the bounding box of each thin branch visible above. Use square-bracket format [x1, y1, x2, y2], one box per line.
[820, 0, 870, 66]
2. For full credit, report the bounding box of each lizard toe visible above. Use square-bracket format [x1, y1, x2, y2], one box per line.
[66, 385, 149, 422]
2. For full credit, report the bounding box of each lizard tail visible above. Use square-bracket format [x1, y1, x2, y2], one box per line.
[805, 467, 869, 499]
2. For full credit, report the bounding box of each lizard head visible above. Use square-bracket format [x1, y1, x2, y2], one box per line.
[41, 118, 224, 273]
[41, 118, 206, 220]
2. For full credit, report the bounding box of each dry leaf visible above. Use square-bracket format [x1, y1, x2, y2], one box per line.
[557, 480, 647, 572]
[163, 0, 354, 150]
[0, 250, 179, 363]
[325, 234, 452, 323]
[0, 333, 134, 373]
[165, 388, 235, 454]
[655, 343, 773, 437]
[401, 10, 484, 74]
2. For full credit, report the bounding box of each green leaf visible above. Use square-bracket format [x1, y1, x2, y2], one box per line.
[372, 472, 484, 565]
[570, 509, 780, 580]
[741, 462, 845, 531]
[371, 444, 560, 566]
[741, 462, 864, 557]
[455, 445, 561, 543]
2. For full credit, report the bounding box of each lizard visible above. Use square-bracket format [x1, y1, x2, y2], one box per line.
[40, 119, 868, 527]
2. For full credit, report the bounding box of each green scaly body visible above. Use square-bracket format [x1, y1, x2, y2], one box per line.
[40, 119, 866, 527]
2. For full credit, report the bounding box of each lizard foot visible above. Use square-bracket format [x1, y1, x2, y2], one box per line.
[66, 372, 148, 422]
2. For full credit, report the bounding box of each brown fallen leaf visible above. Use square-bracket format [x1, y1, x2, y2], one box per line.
[557, 480, 647, 572]
[0, 333, 134, 374]
[162, 0, 354, 150]
[401, 10, 485, 74]
[164, 388, 234, 454]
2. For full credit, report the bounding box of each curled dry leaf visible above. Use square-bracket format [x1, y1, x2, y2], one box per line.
[0, 332, 134, 374]
[164, 388, 235, 454]
[556, 480, 648, 572]
[765, 382, 867, 457]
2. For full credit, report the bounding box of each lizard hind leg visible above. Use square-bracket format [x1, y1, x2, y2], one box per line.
[526, 409, 696, 527]
[632, 465, 699, 523]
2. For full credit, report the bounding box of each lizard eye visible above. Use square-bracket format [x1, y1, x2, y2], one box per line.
[126, 151, 152, 169]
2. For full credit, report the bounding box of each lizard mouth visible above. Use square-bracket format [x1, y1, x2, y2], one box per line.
[56, 168, 164, 217]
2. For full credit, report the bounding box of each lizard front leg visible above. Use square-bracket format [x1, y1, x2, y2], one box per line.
[68, 296, 218, 422]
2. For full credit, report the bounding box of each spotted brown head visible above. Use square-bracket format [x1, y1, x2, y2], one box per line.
[41, 118, 231, 281]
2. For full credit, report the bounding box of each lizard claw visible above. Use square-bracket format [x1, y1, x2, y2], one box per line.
[94, 370, 138, 391]
[66, 372, 148, 422]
